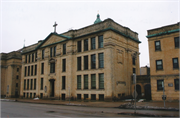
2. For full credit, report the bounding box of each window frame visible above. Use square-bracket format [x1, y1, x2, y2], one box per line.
[174, 79, 179, 90]
[77, 57, 81, 70]
[98, 53, 104, 68]
[84, 55, 88, 70]
[42, 49, 45, 59]
[156, 60, 163, 70]
[62, 59, 66, 72]
[91, 54, 96, 69]
[91, 74, 96, 89]
[172, 58, 179, 69]
[98, 35, 103, 48]
[50, 62, 55, 73]
[155, 40, 161, 51]
[77, 75, 81, 89]
[63, 43, 66, 55]
[91, 37, 96, 50]
[77, 40, 82, 52]
[157, 79, 164, 91]
[62, 76, 66, 89]
[99, 73, 104, 89]
[84, 39, 88, 51]
[84, 75, 88, 89]
[174, 37, 179, 48]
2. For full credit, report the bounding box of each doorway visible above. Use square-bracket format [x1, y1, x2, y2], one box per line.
[144, 84, 151, 100]
[49, 79, 55, 97]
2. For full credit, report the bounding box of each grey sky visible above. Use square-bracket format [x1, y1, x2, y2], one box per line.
[0, 0, 179, 67]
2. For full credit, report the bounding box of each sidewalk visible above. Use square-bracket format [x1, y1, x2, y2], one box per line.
[2, 98, 179, 110]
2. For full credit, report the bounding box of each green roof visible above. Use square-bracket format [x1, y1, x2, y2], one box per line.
[94, 14, 102, 24]
[147, 29, 179, 38]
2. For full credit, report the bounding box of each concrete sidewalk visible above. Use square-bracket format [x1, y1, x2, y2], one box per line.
[2, 98, 179, 110]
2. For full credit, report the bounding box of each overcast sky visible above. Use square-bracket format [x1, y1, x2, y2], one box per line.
[0, 0, 179, 67]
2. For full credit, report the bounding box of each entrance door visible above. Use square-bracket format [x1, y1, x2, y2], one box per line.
[144, 84, 151, 100]
[49, 79, 55, 97]
[15, 89, 18, 98]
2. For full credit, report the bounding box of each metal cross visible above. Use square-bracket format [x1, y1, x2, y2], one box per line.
[53, 22, 58, 33]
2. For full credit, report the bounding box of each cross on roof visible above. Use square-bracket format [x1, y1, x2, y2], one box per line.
[53, 22, 58, 33]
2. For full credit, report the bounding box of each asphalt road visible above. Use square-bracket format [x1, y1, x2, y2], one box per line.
[1, 101, 179, 117]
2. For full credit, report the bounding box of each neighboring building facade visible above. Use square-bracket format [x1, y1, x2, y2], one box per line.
[20, 14, 141, 101]
[0, 51, 22, 98]
[147, 22, 179, 101]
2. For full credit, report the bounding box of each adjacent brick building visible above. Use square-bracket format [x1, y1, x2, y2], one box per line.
[20, 14, 141, 101]
[147, 22, 179, 101]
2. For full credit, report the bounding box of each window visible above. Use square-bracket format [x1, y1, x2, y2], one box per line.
[62, 76, 66, 89]
[133, 68, 136, 74]
[50, 62, 55, 73]
[91, 37, 96, 50]
[24, 67, 27, 76]
[84, 75, 88, 89]
[29, 54, 31, 63]
[91, 54, 96, 69]
[99, 73, 104, 89]
[174, 37, 179, 48]
[84, 39, 88, 51]
[77, 75, 81, 89]
[156, 60, 163, 70]
[27, 79, 29, 90]
[42, 49, 45, 59]
[41, 63, 44, 74]
[16, 75, 19, 79]
[30, 93, 32, 98]
[132, 57, 135, 65]
[23, 93, 25, 97]
[157, 80, 164, 90]
[32, 53, 34, 62]
[30, 79, 33, 90]
[84, 56, 88, 70]
[17, 68, 19, 72]
[16, 83, 18, 87]
[98, 35, 103, 48]
[27, 93, 29, 98]
[54, 46, 56, 57]
[155, 41, 161, 51]
[77, 94, 81, 100]
[41, 78, 43, 90]
[77, 57, 81, 70]
[35, 52, 37, 61]
[84, 94, 88, 100]
[77, 40, 82, 52]
[99, 94, 104, 101]
[91, 94, 96, 100]
[35, 65, 37, 75]
[31, 65, 33, 76]
[173, 58, 179, 69]
[98, 53, 104, 68]
[91, 74, 96, 89]
[25, 55, 27, 63]
[24, 80, 26, 90]
[28, 66, 30, 76]
[62, 59, 66, 72]
[34, 93, 36, 98]
[50, 47, 53, 57]
[34, 79, 36, 90]
[174, 79, 179, 90]
[63, 43, 66, 55]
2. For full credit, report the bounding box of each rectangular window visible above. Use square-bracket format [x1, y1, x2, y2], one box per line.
[174, 79, 179, 90]
[133, 68, 136, 74]
[62, 76, 66, 89]
[27, 93, 29, 98]
[17, 68, 19, 72]
[23, 93, 25, 97]
[155, 41, 161, 51]
[41, 78, 43, 90]
[35, 65, 37, 75]
[32, 53, 34, 62]
[42, 49, 45, 59]
[28, 66, 30, 76]
[50, 63, 55, 73]
[34, 79, 36, 90]
[157, 80, 164, 90]
[91, 54, 96, 69]
[41, 63, 44, 74]
[77, 40, 82, 52]
[62, 59, 66, 72]
[91, 94, 96, 100]
[31, 65, 33, 76]
[77, 57, 81, 70]
[156, 60, 163, 70]
[30, 79, 33, 90]
[77, 75, 81, 89]
[25, 55, 27, 63]
[84, 55, 88, 70]
[98, 35, 103, 48]
[174, 37, 179, 48]
[63, 43, 66, 55]
[50, 47, 53, 57]
[84, 39, 88, 51]
[35, 52, 37, 62]
[54, 46, 56, 57]
[91, 37, 96, 50]
[77, 94, 81, 100]
[99, 94, 104, 101]
[99, 53, 104, 68]
[91, 74, 96, 89]
[29, 54, 31, 63]
[16, 75, 19, 79]
[132, 57, 135, 65]
[24, 80, 26, 90]
[34, 93, 36, 98]
[173, 58, 179, 69]
[24, 67, 27, 77]
[84, 75, 88, 89]
[84, 94, 88, 100]
[99, 73, 104, 89]
[27, 79, 29, 90]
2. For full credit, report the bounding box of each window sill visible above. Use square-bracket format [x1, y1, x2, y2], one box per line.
[156, 69, 164, 71]
[173, 68, 179, 70]
[155, 50, 162, 52]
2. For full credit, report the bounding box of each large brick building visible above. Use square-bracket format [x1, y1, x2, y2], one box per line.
[0, 51, 22, 98]
[147, 22, 179, 101]
[19, 14, 141, 101]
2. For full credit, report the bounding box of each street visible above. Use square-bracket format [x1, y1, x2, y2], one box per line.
[1, 101, 179, 117]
